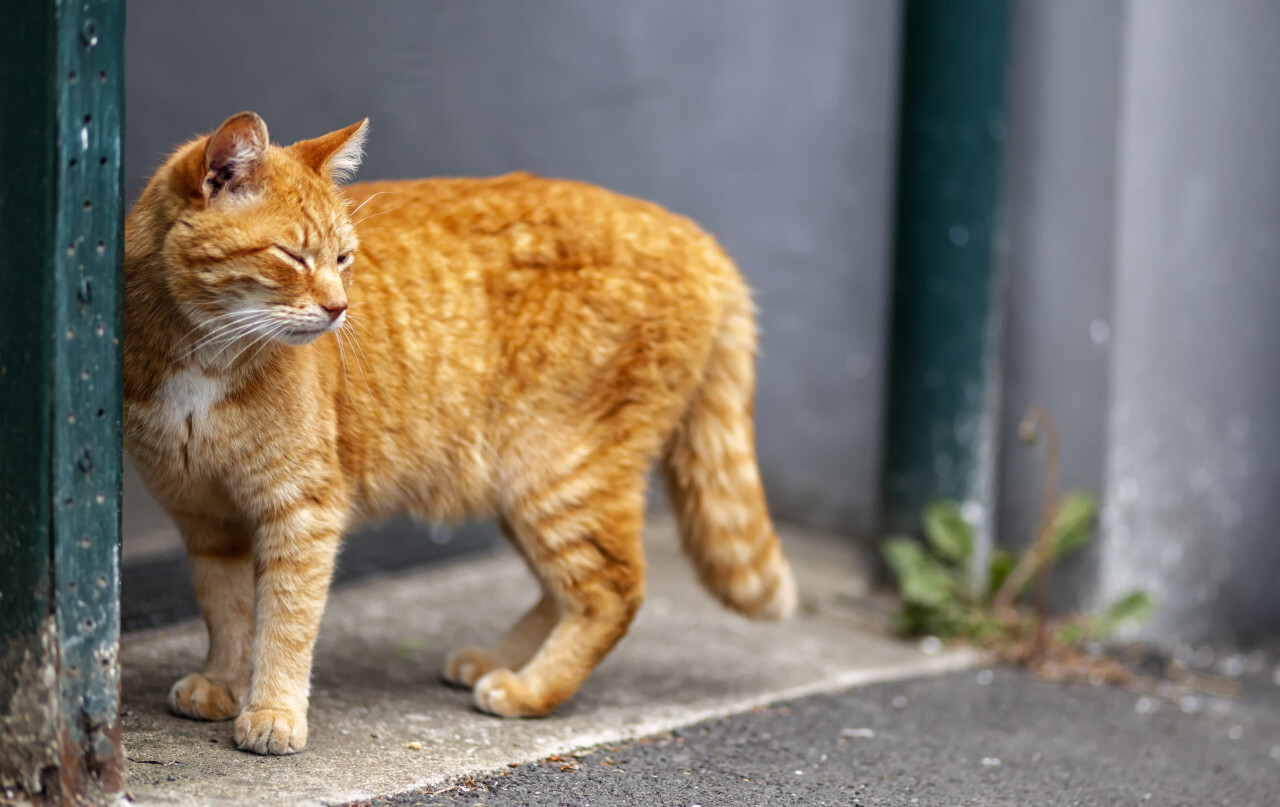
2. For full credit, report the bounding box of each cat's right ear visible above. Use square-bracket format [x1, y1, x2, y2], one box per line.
[197, 111, 269, 205]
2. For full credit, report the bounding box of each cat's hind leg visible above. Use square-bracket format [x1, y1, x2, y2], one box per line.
[443, 596, 558, 688]
[472, 467, 646, 717]
[443, 519, 560, 688]
[168, 516, 254, 721]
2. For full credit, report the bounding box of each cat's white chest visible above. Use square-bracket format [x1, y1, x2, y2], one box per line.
[152, 367, 227, 436]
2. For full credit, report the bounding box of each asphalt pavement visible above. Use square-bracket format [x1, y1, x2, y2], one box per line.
[349, 667, 1280, 807]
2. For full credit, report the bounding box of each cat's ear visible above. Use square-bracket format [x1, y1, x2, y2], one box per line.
[289, 119, 368, 185]
[200, 111, 270, 204]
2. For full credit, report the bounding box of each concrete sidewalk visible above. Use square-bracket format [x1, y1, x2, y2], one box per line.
[119, 519, 976, 806]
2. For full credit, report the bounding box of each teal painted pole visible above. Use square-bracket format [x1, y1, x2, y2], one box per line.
[881, 0, 1011, 581]
[0, 0, 125, 803]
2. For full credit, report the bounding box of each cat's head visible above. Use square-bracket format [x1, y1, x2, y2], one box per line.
[154, 111, 369, 349]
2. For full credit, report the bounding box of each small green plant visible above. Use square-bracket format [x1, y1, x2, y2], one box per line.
[883, 405, 1155, 675]
[882, 494, 1154, 648]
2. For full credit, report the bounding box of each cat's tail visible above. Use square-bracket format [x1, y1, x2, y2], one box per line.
[662, 286, 797, 621]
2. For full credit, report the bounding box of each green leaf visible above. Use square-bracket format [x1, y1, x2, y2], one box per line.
[986, 548, 1017, 600]
[882, 537, 956, 608]
[964, 613, 1005, 644]
[1055, 621, 1086, 645]
[1051, 492, 1097, 559]
[922, 500, 973, 564]
[893, 604, 932, 636]
[1095, 590, 1156, 636]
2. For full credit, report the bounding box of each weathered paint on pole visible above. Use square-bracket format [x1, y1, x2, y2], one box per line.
[0, 0, 125, 803]
[881, 0, 1011, 582]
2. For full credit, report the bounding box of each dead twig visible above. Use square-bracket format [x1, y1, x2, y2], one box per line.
[993, 405, 1060, 657]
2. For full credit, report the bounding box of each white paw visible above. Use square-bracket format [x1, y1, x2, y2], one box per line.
[234, 708, 307, 755]
[473, 668, 525, 717]
[442, 646, 500, 689]
[168, 673, 243, 721]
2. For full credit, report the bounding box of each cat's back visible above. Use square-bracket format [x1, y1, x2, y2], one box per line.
[343, 172, 736, 292]
[341, 172, 742, 393]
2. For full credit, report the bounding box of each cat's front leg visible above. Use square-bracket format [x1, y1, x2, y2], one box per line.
[169, 515, 254, 721]
[233, 497, 346, 755]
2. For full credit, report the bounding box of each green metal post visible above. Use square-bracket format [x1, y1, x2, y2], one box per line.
[0, 1, 125, 803]
[881, 0, 1011, 579]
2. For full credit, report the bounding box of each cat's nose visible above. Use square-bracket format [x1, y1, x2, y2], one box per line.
[321, 303, 348, 322]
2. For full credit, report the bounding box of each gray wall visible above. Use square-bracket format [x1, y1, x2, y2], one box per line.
[998, 0, 1280, 645]
[996, 0, 1125, 606]
[1098, 0, 1280, 644]
[123, 0, 902, 542]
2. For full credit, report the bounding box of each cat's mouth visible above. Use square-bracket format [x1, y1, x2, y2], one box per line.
[279, 326, 330, 345]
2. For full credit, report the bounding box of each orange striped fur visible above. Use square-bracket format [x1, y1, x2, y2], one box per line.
[123, 112, 795, 755]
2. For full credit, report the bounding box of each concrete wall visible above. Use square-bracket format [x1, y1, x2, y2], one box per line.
[996, 0, 1125, 606]
[998, 0, 1280, 645]
[1097, 0, 1280, 644]
[122, 0, 902, 549]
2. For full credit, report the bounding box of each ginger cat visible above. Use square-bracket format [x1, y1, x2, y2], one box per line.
[123, 112, 795, 755]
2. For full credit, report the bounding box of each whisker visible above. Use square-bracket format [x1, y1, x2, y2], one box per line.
[333, 331, 352, 402]
[342, 315, 372, 351]
[183, 317, 264, 360]
[241, 324, 288, 368]
[205, 319, 274, 364]
[225, 321, 284, 368]
[348, 190, 394, 217]
[353, 203, 408, 227]
[179, 310, 264, 358]
[340, 323, 373, 397]
[343, 320, 374, 370]
[343, 314, 367, 333]
[183, 325, 261, 363]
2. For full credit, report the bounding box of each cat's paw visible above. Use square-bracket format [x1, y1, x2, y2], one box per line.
[168, 673, 244, 721]
[473, 669, 551, 718]
[234, 708, 307, 755]
[442, 646, 502, 689]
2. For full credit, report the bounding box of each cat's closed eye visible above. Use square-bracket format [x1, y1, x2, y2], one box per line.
[274, 246, 308, 269]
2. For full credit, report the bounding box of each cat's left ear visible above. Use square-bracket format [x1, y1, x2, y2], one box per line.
[289, 119, 369, 185]
[201, 111, 270, 204]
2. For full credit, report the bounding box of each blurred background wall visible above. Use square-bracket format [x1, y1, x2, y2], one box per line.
[123, 0, 1280, 647]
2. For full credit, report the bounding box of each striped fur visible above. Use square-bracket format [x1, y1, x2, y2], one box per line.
[124, 112, 794, 755]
